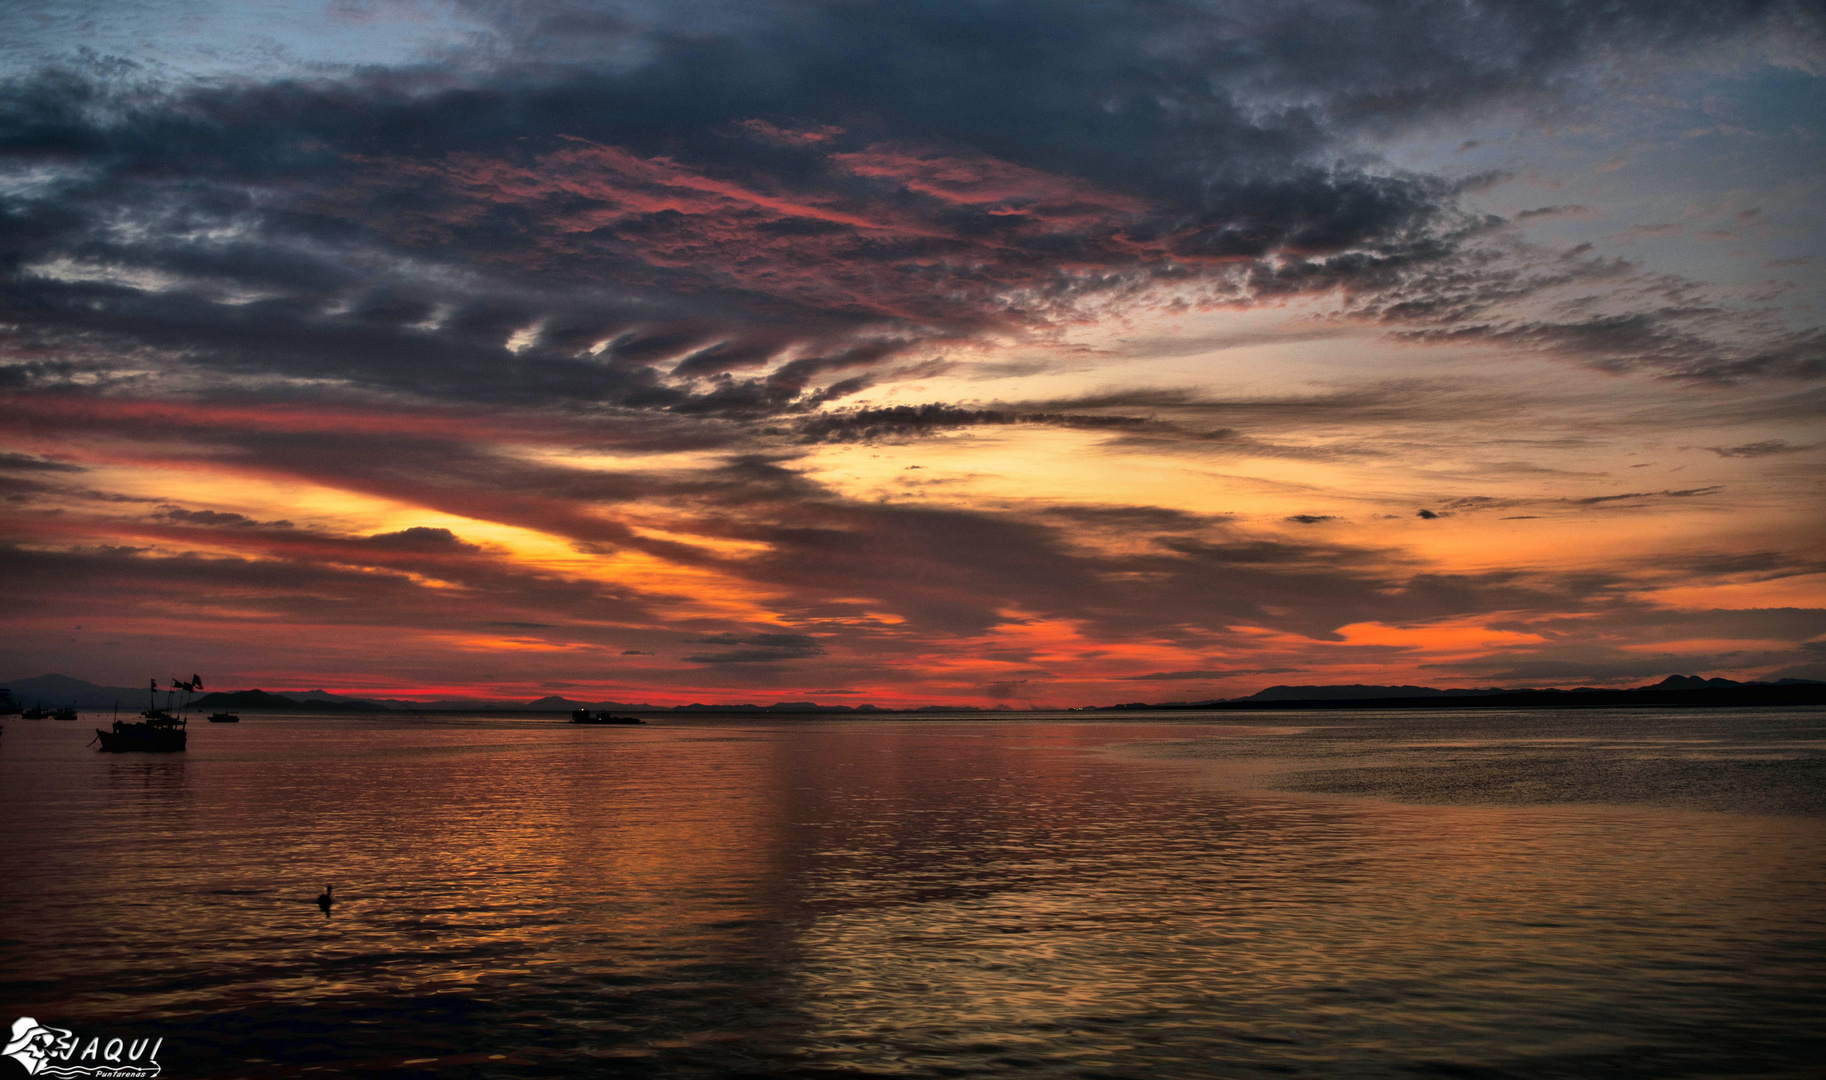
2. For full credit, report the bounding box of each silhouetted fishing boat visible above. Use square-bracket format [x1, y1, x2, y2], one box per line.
[52, 706, 77, 721]
[96, 676, 201, 753]
[21, 704, 49, 719]
[571, 708, 645, 725]
[97, 712, 186, 752]
[207, 712, 241, 723]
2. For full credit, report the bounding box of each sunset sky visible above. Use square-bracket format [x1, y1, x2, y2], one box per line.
[2, 0, 1822, 706]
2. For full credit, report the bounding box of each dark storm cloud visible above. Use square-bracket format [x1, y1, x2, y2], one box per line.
[6, 410, 757, 562]
[1430, 645, 1823, 685]
[1122, 668, 1298, 682]
[1402, 312, 1826, 383]
[1, 375, 1788, 668]
[1636, 607, 1826, 640]
[1568, 487, 1724, 506]
[694, 491, 1628, 646]
[0, 534, 664, 638]
[0, 451, 83, 472]
[3, 0, 1814, 416]
[1707, 439, 1813, 457]
[790, 389, 1528, 459]
[1658, 550, 1826, 581]
[682, 633, 824, 664]
[158, 507, 254, 527]
[1515, 205, 1594, 221]
[1438, 496, 1516, 512]
[153, 506, 296, 529]
[1487, 603, 1826, 645]
[478, 1, 1821, 171]
[1039, 382, 1503, 429]
[86, 407, 1615, 646]
[365, 526, 479, 551]
[2, 0, 1820, 695]
[0, 407, 1780, 679]
[1429, 602, 1826, 684]
[793, 404, 1150, 443]
[1038, 504, 1218, 531]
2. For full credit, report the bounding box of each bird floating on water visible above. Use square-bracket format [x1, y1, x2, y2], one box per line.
[316, 884, 334, 911]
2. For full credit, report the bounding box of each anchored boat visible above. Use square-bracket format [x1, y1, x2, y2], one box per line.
[97, 676, 201, 753]
[97, 711, 186, 752]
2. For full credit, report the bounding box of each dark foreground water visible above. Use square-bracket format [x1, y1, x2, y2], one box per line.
[1, 708, 1823, 1079]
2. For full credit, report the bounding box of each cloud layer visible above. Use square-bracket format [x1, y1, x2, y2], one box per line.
[1, 0, 1821, 701]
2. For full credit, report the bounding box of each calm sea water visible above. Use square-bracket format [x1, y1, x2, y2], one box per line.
[1, 708, 1822, 1078]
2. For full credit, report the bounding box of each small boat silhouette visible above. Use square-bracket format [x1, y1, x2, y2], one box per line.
[571, 709, 644, 725]
[207, 712, 241, 723]
[96, 678, 191, 752]
[97, 711, 186, 752]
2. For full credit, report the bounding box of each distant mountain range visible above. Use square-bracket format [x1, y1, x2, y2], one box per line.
[5, 672, 1822, 714]
[1100, 675, 1826, 711]
[1228, 675, 1822, 700]
[2, 673, 173, 710]
[0, 674, 938, 713]
[0, 675, 430, 712]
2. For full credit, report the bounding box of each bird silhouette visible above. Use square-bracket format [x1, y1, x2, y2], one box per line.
[316, 884, 334, 912]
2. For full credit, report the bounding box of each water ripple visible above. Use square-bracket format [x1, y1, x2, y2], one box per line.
[1, 711, 1821, 1077]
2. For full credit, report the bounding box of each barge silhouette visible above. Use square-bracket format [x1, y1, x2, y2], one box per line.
[571, 709, 645, 725]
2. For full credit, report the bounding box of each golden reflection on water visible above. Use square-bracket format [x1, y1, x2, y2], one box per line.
[778, 726, 1826, 1074]
[1, 711, 1822, 1077]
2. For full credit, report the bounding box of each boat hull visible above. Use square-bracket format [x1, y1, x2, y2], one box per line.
[96, 727, 187, 752]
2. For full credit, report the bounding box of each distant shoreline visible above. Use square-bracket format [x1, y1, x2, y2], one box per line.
[1103, 684, 1826, 711]
[7, 674, 1823, 716]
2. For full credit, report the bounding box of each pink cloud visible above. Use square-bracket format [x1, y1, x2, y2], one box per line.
[333, 130, 1173, 327]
